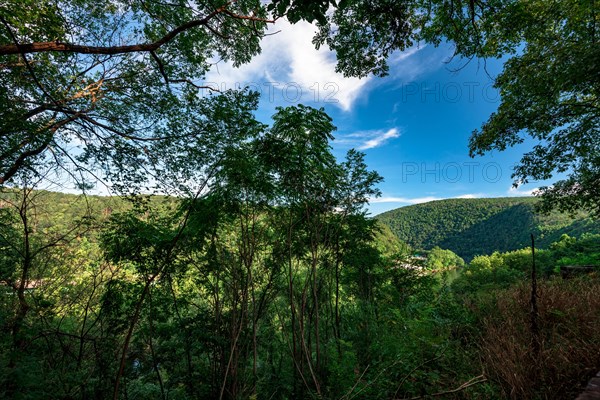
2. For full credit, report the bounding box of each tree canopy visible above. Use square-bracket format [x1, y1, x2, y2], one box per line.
[0, 0, 411, 191]
[444, 0, 600, 215]
[376, 197, 600, 260]
[0, 0, 271, 190]
[1, 0, 599, 210]
[2, 2, 600, 398]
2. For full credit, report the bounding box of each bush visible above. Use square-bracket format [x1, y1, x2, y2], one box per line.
[479, 276, 600, 399]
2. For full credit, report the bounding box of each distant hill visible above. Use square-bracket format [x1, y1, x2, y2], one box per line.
[375, 197, 600, 260]
[0, 189, 177, 230]
[0, 189, 409, 256]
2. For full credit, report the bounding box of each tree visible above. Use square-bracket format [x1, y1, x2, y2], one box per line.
[0, 0, 402, 191]
[425, 246, 464, 270]
[2, 0, 599, 215]
[0, 0, 270, 189]
[322, 0, 599, 215]
[0, 181, 111, 398]
[425, 0, 600, 215]
[314, 0, 419, 77]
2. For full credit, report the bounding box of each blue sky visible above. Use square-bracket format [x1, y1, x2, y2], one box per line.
[203, 20, 549, 215]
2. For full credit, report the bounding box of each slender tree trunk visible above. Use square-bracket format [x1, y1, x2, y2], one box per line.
[312, 249, 320, 378]
[13, 189, 32, 351]
[113, 275, 155, 400]
[287, 219, 299, 395]
[5, 189, 33, 398]
[334, 237, 341, 356]
[167, 275, 194, 395]
[148, 290, 166, 400]
[530, 234, 540, 386]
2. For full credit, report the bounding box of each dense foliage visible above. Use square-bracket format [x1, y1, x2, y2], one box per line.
[4, 106, 484, 400]
[376, 197, 600, 261]
[2, 186, 599, 399]
[2, 0, 599, 214]
[452, 233, 600, 294]
[1, 1, 599, 398]
[424, 247, 465, 270]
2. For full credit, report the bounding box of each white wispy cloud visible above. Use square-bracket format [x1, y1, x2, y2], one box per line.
[370, 192, 489, 205]
[454, 193, 486, 199]
[386, 43, 450, 89]
[369, 195, 441, 205]
[337, 128, 401, 150]
[387, 44, 436, 83]
[204, 20, 431, 111]
[205, 19, 371, 111]
[507, 185, 539, 196]
[358, 128, 401, 150]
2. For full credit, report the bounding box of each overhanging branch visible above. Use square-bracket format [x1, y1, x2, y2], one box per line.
[0, 5, 274, 56]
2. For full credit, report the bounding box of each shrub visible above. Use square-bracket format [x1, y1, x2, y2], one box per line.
[479, 276, 600, 399]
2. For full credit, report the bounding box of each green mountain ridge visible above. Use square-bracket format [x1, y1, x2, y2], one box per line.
[375, 197, 600, 260]
[3, 191, 597, 263]
[0, 189, 179, 231]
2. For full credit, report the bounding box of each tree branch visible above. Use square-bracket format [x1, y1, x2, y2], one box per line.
[396, 374, 487, 400]
[150, 50, 219, 91]
[0, 115, 81, 184]
[0, 5, 273, 56]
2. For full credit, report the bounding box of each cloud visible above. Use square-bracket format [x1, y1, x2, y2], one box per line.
[387, 44, 435, 82]
[454, 193, 486, 199]
[204, 20, 431, 112]
[385, 43, 450, 90]
[508, 185, 539, 196]
[358, 128, 401, 150]
[370, 192, 489, 205]
[204, 19, 371, 111]
[336, 128, 401, 150]
[369, 196, 441, 205]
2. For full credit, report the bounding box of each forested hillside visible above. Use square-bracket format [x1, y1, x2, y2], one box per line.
[2, 0, 600, 398]
[1, 189, 406, 252]
[2, 188, 598, 399]
[0, 189, 174, 225]
[376, 197, 600, 260]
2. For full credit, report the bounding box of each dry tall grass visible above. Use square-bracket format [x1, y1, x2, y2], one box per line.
[480, 275, 600, 399]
